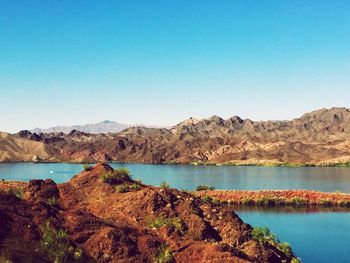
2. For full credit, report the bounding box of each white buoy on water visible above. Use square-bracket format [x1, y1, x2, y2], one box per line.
[50, 171, 54, 174]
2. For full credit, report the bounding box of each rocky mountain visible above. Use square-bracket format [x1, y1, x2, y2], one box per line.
[2, 107, 350, 165]
[0, 132, 58, 162]
[31, 120, 130, 134]
[0, 164, 299, 262]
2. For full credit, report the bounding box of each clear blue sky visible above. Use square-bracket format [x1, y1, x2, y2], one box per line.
[1, 1, 350, 132]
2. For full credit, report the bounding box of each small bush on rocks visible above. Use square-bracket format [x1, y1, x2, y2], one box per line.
[155, 244, 174, 263]
[101, 168, 131, 185]
[160, 181, 170, 189]
[196, 185, 215, 191]
[8, 188, 23, 199]
[115, 184, 130, 193]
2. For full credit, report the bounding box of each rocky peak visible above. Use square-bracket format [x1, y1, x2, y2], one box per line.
[208, 115, 225, 125]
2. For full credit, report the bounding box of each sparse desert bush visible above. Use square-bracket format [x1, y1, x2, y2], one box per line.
[146, 216, 166, 229]
[8, 188, 23, 199]
[130, 183, 141, 190]
[135, 178, 143, 184]
[211, 197, 220, 205]
[155, 244, 174, 263]
[46, 196, 57, 206]
[256, 197, 275, 206]
[101, 168, 131, 185]
[291, 257, 302, 263]
[196, 185, 215, 191]
[115, 184, 130, 193]
[277, 242, 292, 258]
[114, 168, 132, 180]
[146, 216, 186, 233]
[252, 226, 299, 261]
[203, 195, 213, 203]
[39, 221, 83, 263]
[291, 197, 307, 206]
[252, 226, 277, 245]
[160, 181, 170, 189]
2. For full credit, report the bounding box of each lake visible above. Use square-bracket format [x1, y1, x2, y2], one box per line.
[1, 163, 350, 192]
[1, 163, 350, 262]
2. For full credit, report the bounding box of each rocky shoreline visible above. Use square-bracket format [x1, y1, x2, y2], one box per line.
[0, 164, 300, 262]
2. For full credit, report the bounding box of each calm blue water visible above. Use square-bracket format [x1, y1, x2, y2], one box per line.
[1, 163, 350, 262]
[1, 163, 350, 192]
[236, 208, 350, 263]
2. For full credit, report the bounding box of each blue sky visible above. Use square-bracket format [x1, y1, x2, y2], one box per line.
[1, 1, 350, 132]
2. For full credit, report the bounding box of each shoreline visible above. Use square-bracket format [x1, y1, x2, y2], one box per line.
[195, 189, 350, 207]
[1, 160, 350, 167]
[2, 179, 350, 208]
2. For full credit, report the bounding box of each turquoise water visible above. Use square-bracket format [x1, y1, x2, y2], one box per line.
[236, 207, 350, 263]
[1, 163, 350, 192]
[1, 163, 350, 262]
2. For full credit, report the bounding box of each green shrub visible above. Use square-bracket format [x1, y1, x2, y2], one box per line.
[46, 197, 57, 206]
[252, 227, 278, 245]
[291, 257, 302, 263]
[130, 183, 141, 191]
[252, 227, 298, 260]
[211, 197, 220, 205]
[155, 244, 174, 263]
[291, 197, 307, 206]
[160, 181, 170, 189]
[115, 184, 130, 193]
[8, 188, 23, 199]
[39, 221, 82, 263]
[146, 216, 166, 229]
[101, 168, 131, 185]
[203, 195, 213, 203]
[277, 242, 292, 258]
[196, 185, 215, 191]
[114, 168, 132, 180]
[101, 172, 121, 184]
[146, 217, 186, 233]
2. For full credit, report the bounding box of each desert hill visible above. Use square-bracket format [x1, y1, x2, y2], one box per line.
[0, 164, 298, 262]
[1, 107, 350, 165]
[0, 131, 57, 162]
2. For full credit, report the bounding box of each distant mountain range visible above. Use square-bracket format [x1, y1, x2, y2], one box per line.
[31, 120, 165, 134]
[1, 107, 350, 165]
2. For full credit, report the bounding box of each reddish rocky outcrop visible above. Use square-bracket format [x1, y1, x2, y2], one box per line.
[0, 164, 298, 262]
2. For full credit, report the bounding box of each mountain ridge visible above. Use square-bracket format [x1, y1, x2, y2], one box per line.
[2, 107, 350, 164]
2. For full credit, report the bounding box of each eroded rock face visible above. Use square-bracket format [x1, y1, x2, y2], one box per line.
[0, 164, 298, 262]
[7, 107, 350, 165]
